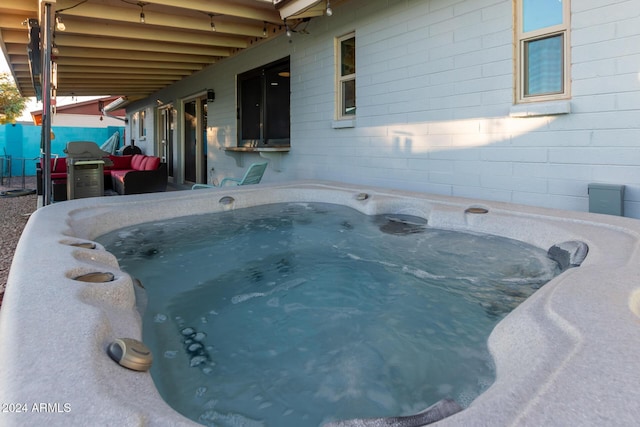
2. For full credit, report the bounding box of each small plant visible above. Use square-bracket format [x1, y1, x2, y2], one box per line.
[0, 73, 27, 125]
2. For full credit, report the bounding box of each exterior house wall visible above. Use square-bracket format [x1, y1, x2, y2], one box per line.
[127, 108, 154, 154]
[128, 0, 640, 218]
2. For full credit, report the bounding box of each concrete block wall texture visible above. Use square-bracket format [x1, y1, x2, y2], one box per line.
[128, 0, 640, 218]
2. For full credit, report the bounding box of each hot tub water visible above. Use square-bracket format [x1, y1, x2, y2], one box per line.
[98, 202, 561, 426]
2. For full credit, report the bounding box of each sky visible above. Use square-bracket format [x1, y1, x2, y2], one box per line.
[0, 52, 8, 73]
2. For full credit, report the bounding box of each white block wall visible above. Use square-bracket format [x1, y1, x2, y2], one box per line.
[130, 0, 640, 218]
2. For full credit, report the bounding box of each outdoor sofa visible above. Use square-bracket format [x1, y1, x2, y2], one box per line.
[37, 154, 167, 199]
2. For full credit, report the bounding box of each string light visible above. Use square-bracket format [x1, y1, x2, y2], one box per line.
[53, 0, 88, 31]
[119, 1, 148, 23]
[138, 2, 146, 23]
[284, 19, 291, 37]
[55, 15, 66, 31]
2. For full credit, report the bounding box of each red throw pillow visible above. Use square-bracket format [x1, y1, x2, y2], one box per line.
[131, 154, 145, 170]
[145, 156, 161, 170]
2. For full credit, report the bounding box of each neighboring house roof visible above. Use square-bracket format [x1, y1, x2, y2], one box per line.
[30, 96, 125, 125]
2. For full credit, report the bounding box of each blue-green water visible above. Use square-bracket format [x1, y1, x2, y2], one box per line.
[97, 202, 560, 427]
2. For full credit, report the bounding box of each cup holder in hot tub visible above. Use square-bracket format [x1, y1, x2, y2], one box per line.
[73, 272, 116, 283]
[69, 242, 98, 250]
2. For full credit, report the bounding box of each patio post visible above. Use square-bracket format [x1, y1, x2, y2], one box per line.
[41, 0, 54, 206]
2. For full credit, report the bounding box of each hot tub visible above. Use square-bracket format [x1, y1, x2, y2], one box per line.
[1, 181, 639, 426]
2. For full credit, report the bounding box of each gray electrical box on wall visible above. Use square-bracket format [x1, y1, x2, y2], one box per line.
[588, 183, 625, 216]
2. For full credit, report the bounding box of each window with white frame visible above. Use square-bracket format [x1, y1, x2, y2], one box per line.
[139, 109, 147, 138]
[516, 0, 570, 103]
[336, 32, 355, 119]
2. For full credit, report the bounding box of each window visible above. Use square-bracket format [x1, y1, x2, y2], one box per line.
[139, 109, 146, 138]
[336, 33, 356, 119]
[237, 57, 290, 147]
[516, 0, 570, 103]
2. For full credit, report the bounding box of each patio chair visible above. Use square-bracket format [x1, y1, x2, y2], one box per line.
[192, 162, 268, 189]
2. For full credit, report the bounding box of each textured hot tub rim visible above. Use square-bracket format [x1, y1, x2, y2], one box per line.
[1, 180, 639, 426]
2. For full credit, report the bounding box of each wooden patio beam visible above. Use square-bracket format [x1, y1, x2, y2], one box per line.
[142, 0, 282, 24]
[58, 17, 249, 48]
[55, 3, 267, 38]
[54, 34, 231, 57]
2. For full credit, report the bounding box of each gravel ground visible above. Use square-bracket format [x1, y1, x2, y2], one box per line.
[0, 176, 185, 307]
[0, 177, 38, 306]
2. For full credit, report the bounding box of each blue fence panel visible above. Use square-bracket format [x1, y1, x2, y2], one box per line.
[0, 123, 124, 176]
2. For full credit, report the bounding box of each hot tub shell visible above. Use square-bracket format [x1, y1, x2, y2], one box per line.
[1, 181, 639, 426]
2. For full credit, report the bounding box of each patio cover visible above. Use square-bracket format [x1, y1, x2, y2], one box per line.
[0, 0, 344, 99]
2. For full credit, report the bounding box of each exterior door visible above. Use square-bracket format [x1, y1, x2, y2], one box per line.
[184, 100, 197, 183]
[160, 107, 174, 179]
[183, 96, 207, 184]
[201, 100, 208, 184]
